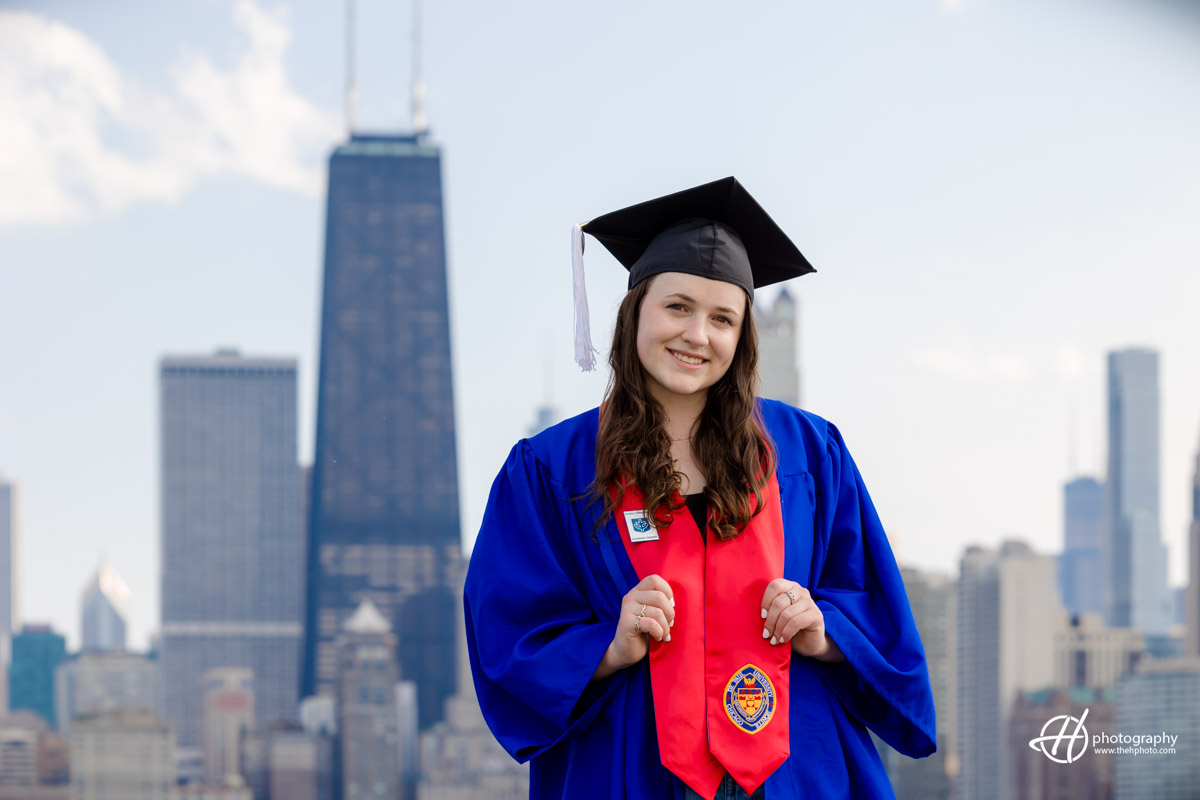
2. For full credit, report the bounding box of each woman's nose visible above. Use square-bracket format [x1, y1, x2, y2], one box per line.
[680, 315, 708, 346]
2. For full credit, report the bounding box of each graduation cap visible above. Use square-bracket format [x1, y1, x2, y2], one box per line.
[571, 176, 815, 370]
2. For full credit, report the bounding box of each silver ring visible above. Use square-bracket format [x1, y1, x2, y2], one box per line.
[786, 590, 797, 605]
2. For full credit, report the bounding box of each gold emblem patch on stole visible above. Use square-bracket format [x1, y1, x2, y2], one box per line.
[723, 664, 776, 733]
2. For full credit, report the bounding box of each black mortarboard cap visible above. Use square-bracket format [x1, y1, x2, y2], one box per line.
[583, 176, 814, 294]
[571, 177, 815, 370]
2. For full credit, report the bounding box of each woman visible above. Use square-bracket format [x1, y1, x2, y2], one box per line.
[464, 178, 936, 800]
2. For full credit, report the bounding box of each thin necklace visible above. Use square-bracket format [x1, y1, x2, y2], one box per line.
[670, 434, 692, 442]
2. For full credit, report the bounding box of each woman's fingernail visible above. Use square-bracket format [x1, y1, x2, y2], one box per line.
[762, 627, 769, 638]
[666, 634, 671, 642]
[671, 598, 675, 606]
[770, 636, 777, 645]
[761, 608, 768, 619]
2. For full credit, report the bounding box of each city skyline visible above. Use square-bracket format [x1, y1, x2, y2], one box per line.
[2, 1, 1200, 651]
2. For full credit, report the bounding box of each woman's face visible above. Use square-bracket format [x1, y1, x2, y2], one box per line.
[635, 271, 746, 406]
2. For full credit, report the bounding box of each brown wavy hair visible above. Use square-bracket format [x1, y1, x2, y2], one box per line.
[586, 276, 776, 542]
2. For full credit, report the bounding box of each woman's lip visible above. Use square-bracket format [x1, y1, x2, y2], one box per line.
[668, 349, 708, 367]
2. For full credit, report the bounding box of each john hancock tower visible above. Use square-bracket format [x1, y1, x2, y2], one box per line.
[302, 132, 461, 731]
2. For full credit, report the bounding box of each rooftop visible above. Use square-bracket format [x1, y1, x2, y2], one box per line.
[343, 598, 392, 635]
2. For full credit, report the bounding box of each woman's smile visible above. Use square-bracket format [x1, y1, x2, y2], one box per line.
[667, 349, 708, 367]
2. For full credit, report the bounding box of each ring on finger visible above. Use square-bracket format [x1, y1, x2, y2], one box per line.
[634, 615, 644, 635]
[638, 603, 647, 618]
[786, 590, 797, 605]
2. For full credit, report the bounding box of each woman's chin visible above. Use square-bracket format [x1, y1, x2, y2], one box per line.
[658, 379, 709, 401]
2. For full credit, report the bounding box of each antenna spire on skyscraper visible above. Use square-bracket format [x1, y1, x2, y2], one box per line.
[1067, 391, 1078, 476]
[412, 0, 427, 135]
[346, 0, 357, 136]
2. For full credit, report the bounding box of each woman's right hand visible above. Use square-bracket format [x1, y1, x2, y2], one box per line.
[592, 574, 675, 680]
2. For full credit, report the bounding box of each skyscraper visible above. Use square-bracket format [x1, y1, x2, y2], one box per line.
[337, 600, 401, 800]
[1115, 658, 1200, 798]
[264, 723, 334, 800]
[201, 667, 254, 786]
[755, 287, 800, 406]
[418, 564, 529, 799]
[1105, 348, 1171, 634]
[159, 350, 303, 747]
[9, 625, 66, 728]
[0, 725, 39, 788]
[81, 564, 130, 652]
[69, 712, 176, 800]
[54, 650, 157, 741]
[302, 134, 461, 732]
[1053, 613, 1144, 689]
[1187, 427, 1200, 657]
[956, 541, 1063, 800]
[1060, 476, 1104, 616]
[1008, 688, 1115, 800]
[0, 476, 16, 716]
[876, 567, 954, 800]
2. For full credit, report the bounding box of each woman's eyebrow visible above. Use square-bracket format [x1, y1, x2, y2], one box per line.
[664, 293, 741, 316]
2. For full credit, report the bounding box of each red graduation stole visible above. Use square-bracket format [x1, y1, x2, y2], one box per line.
[613, 477, 789, 799]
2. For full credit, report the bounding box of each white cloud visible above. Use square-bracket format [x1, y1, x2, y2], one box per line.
[0, 1, 339, 226]
[939, 0, 985, 13]
[911, 344, 1034, 382]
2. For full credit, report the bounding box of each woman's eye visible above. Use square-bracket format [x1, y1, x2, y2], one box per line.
[714, 316, 732, 326]
[667, 303, 687, 312]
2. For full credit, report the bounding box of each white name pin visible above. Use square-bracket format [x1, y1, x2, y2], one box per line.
[623, 510, 658, 543]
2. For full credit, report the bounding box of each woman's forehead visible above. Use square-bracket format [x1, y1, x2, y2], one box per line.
[645, 272, 747, 310]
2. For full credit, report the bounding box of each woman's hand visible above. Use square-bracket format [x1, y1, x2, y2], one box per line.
[760, 579, 845, 662]
[592, 574, 675, 680]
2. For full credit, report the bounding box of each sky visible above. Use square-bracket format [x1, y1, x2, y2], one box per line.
[1, 0, 1199, 651]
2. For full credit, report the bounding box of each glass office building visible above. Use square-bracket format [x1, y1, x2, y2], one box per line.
[159, 351, 302, 746]
[1061, 476, 1104, 616]
[1105, 348, 1171, 634]
[10, 624, 66, 726]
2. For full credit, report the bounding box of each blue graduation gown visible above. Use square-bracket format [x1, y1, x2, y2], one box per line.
[464, 400, 937, 799]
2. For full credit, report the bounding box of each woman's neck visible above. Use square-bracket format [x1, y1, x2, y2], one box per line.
[653, 388, 707, 441]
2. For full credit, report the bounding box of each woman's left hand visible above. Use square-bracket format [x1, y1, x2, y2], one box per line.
[760, 579, 844, 662]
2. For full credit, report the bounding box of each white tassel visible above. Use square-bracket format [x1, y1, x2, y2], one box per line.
[572, 223, 598, 371]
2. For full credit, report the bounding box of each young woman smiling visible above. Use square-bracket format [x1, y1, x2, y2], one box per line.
[465, 178, 936, 800]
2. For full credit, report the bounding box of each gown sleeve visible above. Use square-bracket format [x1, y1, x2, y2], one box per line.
[463, 438, 623, 762]
[810, 421, 938, 758]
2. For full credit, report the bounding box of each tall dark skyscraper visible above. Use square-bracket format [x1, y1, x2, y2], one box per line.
[302, 134, 461, 731]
